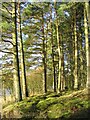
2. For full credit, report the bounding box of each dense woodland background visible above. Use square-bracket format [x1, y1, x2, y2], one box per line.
[0, 1, 90, 105]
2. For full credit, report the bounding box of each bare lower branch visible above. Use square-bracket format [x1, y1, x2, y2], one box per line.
[3, 39, 14, 46]
[0, 49, 14, 55]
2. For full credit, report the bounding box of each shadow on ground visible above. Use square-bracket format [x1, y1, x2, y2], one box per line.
[66, 107, 90, 120]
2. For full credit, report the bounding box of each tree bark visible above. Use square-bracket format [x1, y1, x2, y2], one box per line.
[42, 10, 47, 93]
[50, 4, 56, 92]
[54, 2, 61, 93]
[84, 3, 90, 89]
[12, 2, 22, 101]
[74, 10, 78, 89]
[17, 1, 28, 99]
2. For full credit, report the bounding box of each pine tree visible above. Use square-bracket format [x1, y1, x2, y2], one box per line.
[74, 8, 78, 89]
[13, 1, 22, 101]
[54, 2, 61, 93]
[50, 3, 56, 92]
[84, 2, 90, 89]
[17, 1, 28, 99]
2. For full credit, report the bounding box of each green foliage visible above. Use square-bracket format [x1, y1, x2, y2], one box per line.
[48, 103, 63, 118]
[37, 97, 57, 110]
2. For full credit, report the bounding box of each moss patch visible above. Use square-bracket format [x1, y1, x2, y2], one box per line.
[3, 89, 90, 119]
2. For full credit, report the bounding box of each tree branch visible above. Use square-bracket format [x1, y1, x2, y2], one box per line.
[0, 49, 14, 55]
[3, 39, 14, 46]
[2, 4, 13, 15]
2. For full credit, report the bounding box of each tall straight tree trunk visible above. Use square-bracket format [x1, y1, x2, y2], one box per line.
[50, 4, 56, 92]
[79, 32, 83, 88]
[78, 13, 84, 88]
[61, 53, 64, 91]
[54, 1, 61, 93]
[61, 48, 65, 91]
[74, 10, 78, 89]
[45, 22, 48, 90]
[84, 3, 90, 89]
[57, 21, 61, 93]
[70, 18, 75, 90]
[12, 2, 22, 101]
[42, 10, 47, 93]
[17, 1, 28, 99]
[12, 33, 21, 101]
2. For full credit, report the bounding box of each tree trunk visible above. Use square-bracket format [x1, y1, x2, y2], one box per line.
[54, 2, 61, 93]
[42, 10, 47, 93]
[12, 2, 22, 101]
[61, 51, 65, 91]
[84, 3, 90, 89]
[70, 19, 75, 90]
[74, 10, 78, 89]
[17, 1, 28, 99]
[79, 32, 83, 88]
[50, 4, 56, 92]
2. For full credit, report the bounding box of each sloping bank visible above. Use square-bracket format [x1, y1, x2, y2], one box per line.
[2, 89, 90, 119]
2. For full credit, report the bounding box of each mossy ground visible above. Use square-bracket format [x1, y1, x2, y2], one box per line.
[2, 89, 90, 119]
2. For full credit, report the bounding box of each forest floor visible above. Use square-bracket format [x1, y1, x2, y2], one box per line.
[2, 89, 90, 120]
